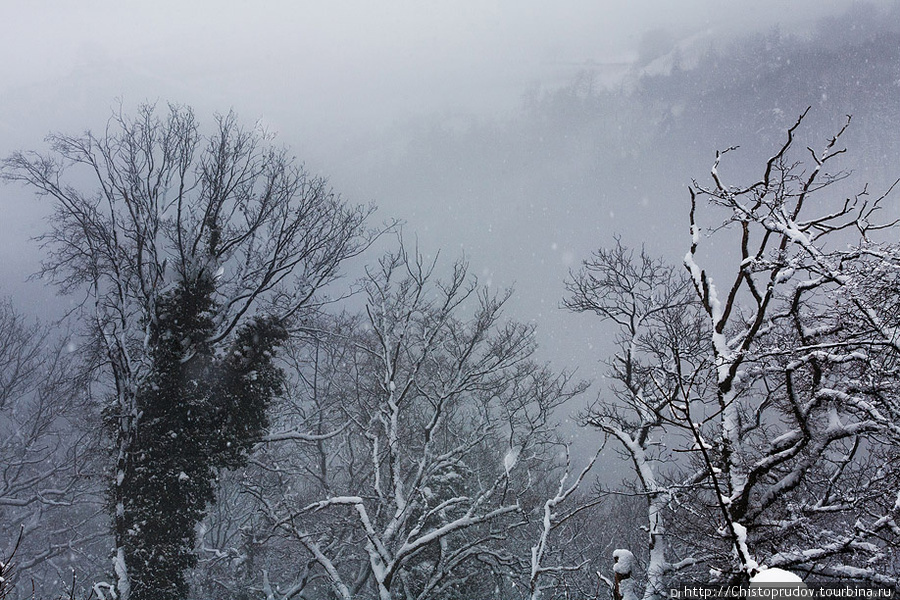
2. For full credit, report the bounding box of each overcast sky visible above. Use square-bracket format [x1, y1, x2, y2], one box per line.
[1, 2, 888, 420]
[3, 1, 867, 230]
[2, 1, 861, 132]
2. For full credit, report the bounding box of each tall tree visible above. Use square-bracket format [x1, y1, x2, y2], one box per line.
[2, 103, 372, 600]
[120, 278, 288, 600]
[566, 110, 900, 595]
[221, 245, 592, 600]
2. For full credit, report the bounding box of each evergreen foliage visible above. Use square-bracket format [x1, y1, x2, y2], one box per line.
[120, 277, 286, 600]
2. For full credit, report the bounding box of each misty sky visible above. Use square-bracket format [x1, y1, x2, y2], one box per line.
[2, 1, 891, 439]
[2, 1, 861, 133]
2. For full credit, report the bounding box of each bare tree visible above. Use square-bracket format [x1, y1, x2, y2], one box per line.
[3, 103, 373, 600]
[567, 110, 900, 595]
[214, 245, 590, 600]
[525, 443, 603, 600]
[0, 299, 103, 599]
[681, 109, 900, 585]
[565, 241, 708, 599]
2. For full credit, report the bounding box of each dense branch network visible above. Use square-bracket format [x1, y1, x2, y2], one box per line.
[567, 110, 900, 596]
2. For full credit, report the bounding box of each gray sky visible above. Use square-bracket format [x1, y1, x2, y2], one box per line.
[1, 1, 886, 425]
[2, 1, 858, 132]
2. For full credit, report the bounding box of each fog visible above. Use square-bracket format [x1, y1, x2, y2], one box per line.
[4, 3, 900, 597]
[1, 1, 856, 122]
[2, 0, 898, 421]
